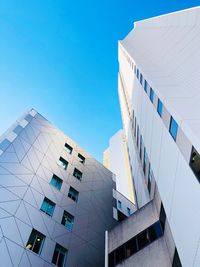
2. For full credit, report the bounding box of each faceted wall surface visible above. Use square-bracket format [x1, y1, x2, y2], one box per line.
[0, 109, 117, 267]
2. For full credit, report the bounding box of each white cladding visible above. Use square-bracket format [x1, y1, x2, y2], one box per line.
[119, 7, 200, 267]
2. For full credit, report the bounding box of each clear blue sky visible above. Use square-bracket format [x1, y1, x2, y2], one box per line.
[0, 1, 199, 161]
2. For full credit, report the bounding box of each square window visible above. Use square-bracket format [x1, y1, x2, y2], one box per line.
[117, 200, 122, 209]
[64, 143, 73, 154]
[50, 174, 63, 190]
[189, 146, 200, 182]
[58, 157, 68, 170]
[169, 117, 178, 141]
[157, 99, 163, 117]
[40, 197, 55, 217]
[68, 186, 79, 202]
[73, 168, 82, 181]
[61, 211, 74, 231]
[78, 153, 85, 164]
[52, 243, 68, 267]
[144, 80, 148, 93]
[150, 88, 154, 103]
[26, 229, 45, 254]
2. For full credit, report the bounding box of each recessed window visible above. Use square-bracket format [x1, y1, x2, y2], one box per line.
[189, 146, 200, 182]
[150, 88, 154, 103]
[147, 222, 163, 243]
[140, 73, 143, 85]
[52, 243, 68, 267]
[115, 245, 125, 265]
[136, 68, 139, 79]
[148, 164, 153, 194]
[73, 168, 82, 181]
[157, 99, 163, 117]
[61, 211, 74, 231]
[26, 229, 45, 254]
[68, 186, 79, 202]
[159, 203, 166, 233]
[136, 125, 139, 147]
[169, 117, 178, 141]
[117, 200, 122, 209]
[144, 80, 148, 93]
[126, 237, 138, 258]
[143, 147, 147, 175]
[127, 207, 131, 216]
[64, 143, 73, 154]
[139, 135, 143, 159]
[137, 229, 150, 250]
[40, 197, 55, 217]
[78, 153, 85, 164]
[58, 157, 68, 170]
[50, 174, 63, 190]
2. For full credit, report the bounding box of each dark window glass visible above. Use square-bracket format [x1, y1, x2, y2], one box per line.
[73, 168, 82, 181]
[143, 147, 147, 175]
[127, 207, 131, 216]
[64, 143, 73, 154]
[136, 68, 139, 79]
[169, 117, 178, 141]
[148, 164, 153, 194]
[61, 211, 74, 231]
[144, 80, 148, 93]
[117, 200, 122, 209]
[26, 229, 45, 254]
[137, 125, 139, 148]
[115, 246, 125, 265]
[159, 203, 166, 233]
[52, 243, 68, 267]
[109, 252, 115, 267]
[157, 99, 163, 117]
[125, 237, 138, 258]
[150, 88, 154, 103]
[50, 174, 63, 190]
[148, 222, 163, 243]
[189, 146, 200, 183]
[68, 186, 79, 202]
[172, 248, 182, 267]
[40, 197, 55, 217]
[139, 135, 143, 159]
[137, 229, 150, 250]
[140, 73, 143, 85]
[78, 153, 85, 164]
[134, 118, 137, 137]
[58, 157, 68, 170]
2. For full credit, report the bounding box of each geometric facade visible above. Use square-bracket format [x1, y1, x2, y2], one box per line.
[0, 108, 117, 267]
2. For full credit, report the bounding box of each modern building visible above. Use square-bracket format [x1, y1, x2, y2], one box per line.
[106, 6, 200, 267]
[0, 109, 118, 267]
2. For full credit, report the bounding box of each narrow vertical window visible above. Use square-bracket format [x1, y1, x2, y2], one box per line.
[157, 99, 163, 117]
[169, 117, 178, 141]
[52, 243, 68, 267]
[143, 147, 147, 175]
[140, 73, 143, 85]
[73, 168, 82, 181]
[68, 186, 79, 202]
[144, 80, 148, 93]
[148, 164, 153, 194]
[117, 200, 122, 209]
[159, 203, 166, 233]
[61, 211, 74, 231]
[127, 207, 131, 216]
[150, 88, 154, 103]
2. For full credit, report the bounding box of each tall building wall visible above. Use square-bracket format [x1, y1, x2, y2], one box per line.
[117, 7, 200, 267]
[0, 109, 117, 267]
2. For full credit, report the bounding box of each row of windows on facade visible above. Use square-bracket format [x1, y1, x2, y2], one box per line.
[26, 228, 67, 267]
[109, 203, 167, 267]
[117, 200, 131, 216]
[64, 143, 85, 164]
[134, 66, 200, 184]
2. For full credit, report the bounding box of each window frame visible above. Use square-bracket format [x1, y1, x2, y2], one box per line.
[169, 116, 178, 141]
[26, 229, 45, 255]
[50, 174, 63, 191]
[150, 88, 154, 103]
[40, 197, 55, 217]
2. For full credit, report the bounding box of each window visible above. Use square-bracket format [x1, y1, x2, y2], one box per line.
[140, 73, 143, 85]
[172, 248, 182, 267]
[115, 245, 125, 265]
[61, 211, 74, 231]
[189, 146, 200, 182]
[73, 168, 82, 181]
[148, 164, 153, 194]
[147, 222, 163, 243]
[157, 99, 163, 117]
[134, 118, 137, 137]
[68, 186, 79, 202]
[125, 237, 138, 258]
[52, 243, 68, 267]
[144, 80, 148, 93]
[58, 157, 68, 170]
[127, 207, 131, 216]
[134, 65, 136, 74]
[117, 200, 122, 209]
[64, 143, 73, 154]
[169, 117, 178, 141]
[136, 68, 139, 79]
[26, 229, 45, 254]
[136, 125, 139, 147]
[40, 197, 55, 217]
[50, 174, 63, 190]
[143, 147, 147, 175]
[150, 88, 154, 103]
[159, 203, 166, 233]
[139, 135, 143, 159]
[137, 229, 150, 250]
[78, 153, 85, 164]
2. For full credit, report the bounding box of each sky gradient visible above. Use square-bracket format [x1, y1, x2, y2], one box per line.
[0, 0, 199, 161]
